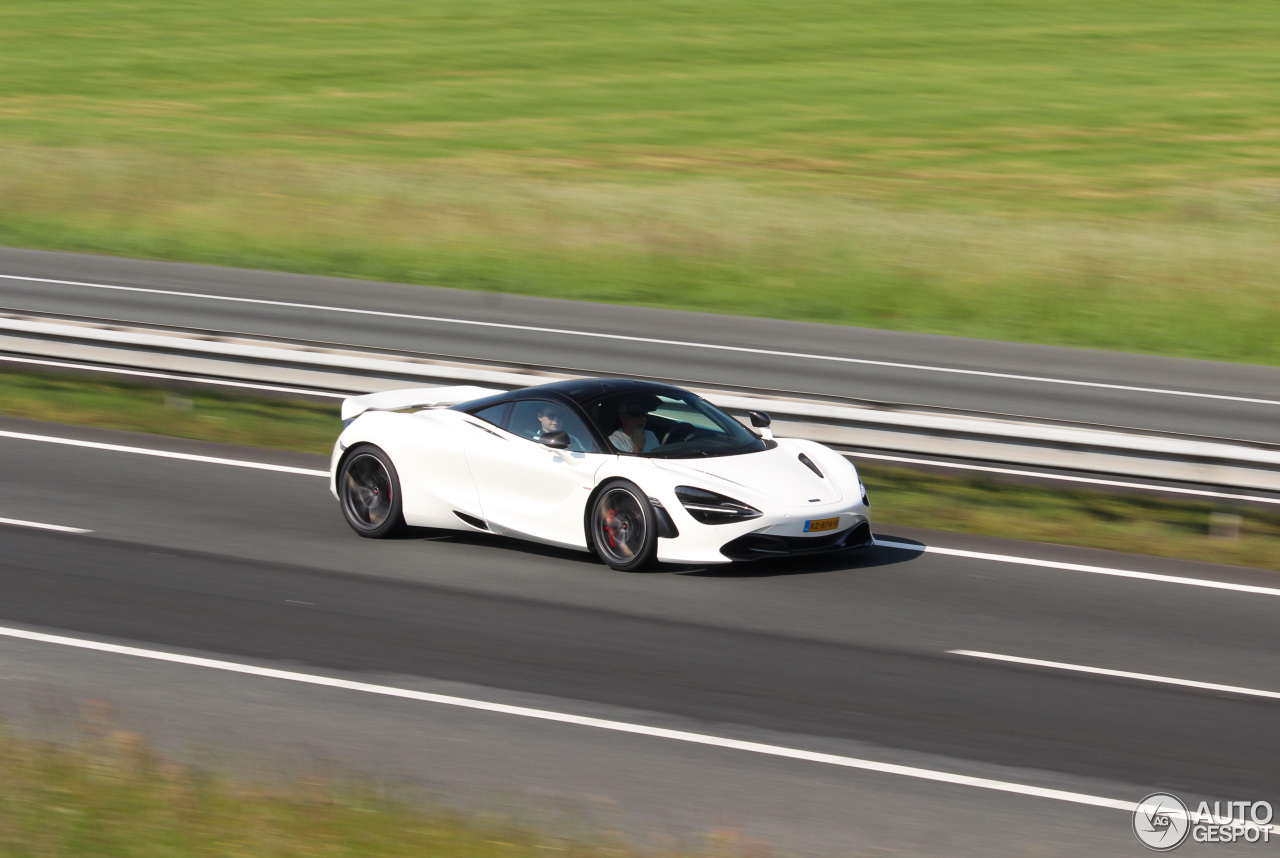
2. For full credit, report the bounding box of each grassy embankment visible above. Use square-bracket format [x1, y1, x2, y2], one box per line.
[2, 1, 1280, 363]
[0, 727, 672, 858]
[3, 367, 1276, 570]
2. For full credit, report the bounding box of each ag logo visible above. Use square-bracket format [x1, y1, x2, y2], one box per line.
[1134, 793, 1191, 851]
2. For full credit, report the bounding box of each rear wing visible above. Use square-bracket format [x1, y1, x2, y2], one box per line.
[341, 385, 502, 423]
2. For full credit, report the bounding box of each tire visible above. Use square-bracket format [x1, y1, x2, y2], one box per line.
[338, 445, 404, 538]
[589, 480, 658, 571]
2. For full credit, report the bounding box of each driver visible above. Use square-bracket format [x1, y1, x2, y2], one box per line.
[533, 403, 587, 451]
[609, 397, 659, 453]
[533, 403, 564, 440]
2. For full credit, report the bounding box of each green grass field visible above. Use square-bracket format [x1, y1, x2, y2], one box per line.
[2, 1, 1280, 362]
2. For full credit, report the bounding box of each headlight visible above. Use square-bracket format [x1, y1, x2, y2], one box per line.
[675, 486, 762, 524]
[859, 478, 870, 507]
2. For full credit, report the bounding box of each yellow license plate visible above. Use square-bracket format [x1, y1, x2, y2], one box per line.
[804, 517, 840, 533]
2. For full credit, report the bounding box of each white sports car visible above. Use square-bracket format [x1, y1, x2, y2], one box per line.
[331, 379, 872, 570]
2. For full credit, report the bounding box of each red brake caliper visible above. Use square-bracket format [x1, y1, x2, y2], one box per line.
[605, 509, 618, 547]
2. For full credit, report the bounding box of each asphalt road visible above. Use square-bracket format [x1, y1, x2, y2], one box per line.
[2, 246, 1279, 446]
[1, 417, 1278, 855]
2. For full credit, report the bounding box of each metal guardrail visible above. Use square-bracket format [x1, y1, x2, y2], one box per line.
[3, 314, 1279, 493]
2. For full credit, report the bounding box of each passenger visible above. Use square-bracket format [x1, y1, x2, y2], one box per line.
[609, 398, 659, 453]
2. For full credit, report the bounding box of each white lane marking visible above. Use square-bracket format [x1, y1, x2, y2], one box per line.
[4, 273, 1277, 408]
[1, 428, 1269, 599]
[874, 539, 1280, 598]
[0, 430, 329, 477]
[0, 354, 346, 399]
[0, 359, 1265, 510]
[0, 624, 1135, 814]
[0, 517, 91, 534]
[950, 650, 1280, 700]
[2, 352, 1272, 507]
[1, 356, 1268, 508]
[845, 451, 1280, 507]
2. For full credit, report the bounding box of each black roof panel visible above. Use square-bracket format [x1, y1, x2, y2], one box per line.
[450, 378, 690, 412]
[522, 377, 688, 404]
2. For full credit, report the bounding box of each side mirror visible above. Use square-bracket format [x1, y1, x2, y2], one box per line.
[748, 410, 773, 441]
[539, 431, 571, 450]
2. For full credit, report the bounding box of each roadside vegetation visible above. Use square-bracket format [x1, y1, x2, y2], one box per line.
[861, 466, 1280, 572]
[0, 727, 668, 858]
[3, 367, 1276, 571]
[0, 368, 339, 454]
[3, 1, 1280, 363]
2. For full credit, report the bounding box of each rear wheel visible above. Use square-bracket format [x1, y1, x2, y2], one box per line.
[590, 480, 658, 571]
[338, 446, 404, 538]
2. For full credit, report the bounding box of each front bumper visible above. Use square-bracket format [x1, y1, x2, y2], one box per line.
[719, 517, 872, 561]
[652, 499, 873, 565]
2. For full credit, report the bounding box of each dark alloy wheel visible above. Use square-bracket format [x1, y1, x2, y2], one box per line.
[339, 446, 404, 538]
[590, 481, 658, 571]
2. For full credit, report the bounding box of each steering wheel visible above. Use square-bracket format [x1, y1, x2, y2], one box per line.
[660, 422, 697, 445]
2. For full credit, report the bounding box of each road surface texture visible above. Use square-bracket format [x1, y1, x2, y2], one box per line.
[1, 416, 1276, 856]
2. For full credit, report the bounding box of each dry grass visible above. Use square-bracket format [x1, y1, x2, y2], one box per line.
[0, 725, 717, 858]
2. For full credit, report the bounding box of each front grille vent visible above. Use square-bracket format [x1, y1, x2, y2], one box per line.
[798, 453, 823, 479]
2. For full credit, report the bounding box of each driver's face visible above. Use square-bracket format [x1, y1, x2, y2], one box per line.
[538, 410, 563, 432]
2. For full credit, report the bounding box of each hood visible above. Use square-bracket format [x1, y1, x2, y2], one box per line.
[651, 443, 843, 506]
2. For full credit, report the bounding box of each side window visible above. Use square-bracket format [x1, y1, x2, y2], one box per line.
[469, 402, 511, 429]
[508, 400, 594, 452]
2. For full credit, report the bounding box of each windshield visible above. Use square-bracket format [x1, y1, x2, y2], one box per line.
[582, 389, 770, 458]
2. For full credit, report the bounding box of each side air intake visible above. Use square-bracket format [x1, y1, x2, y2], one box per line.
[453, 511, 489, 530]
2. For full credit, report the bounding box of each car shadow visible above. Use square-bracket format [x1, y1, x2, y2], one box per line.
[392, 526, 603, 566]
[673, 536, 925, 578]
[390, 527, 925, 578]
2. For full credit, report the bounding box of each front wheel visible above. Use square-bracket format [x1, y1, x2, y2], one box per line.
[338, 445, 404, 538]
[590, 480, 658, 571]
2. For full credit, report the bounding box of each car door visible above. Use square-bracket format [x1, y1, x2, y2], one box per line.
[463, 398, 609, 548]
